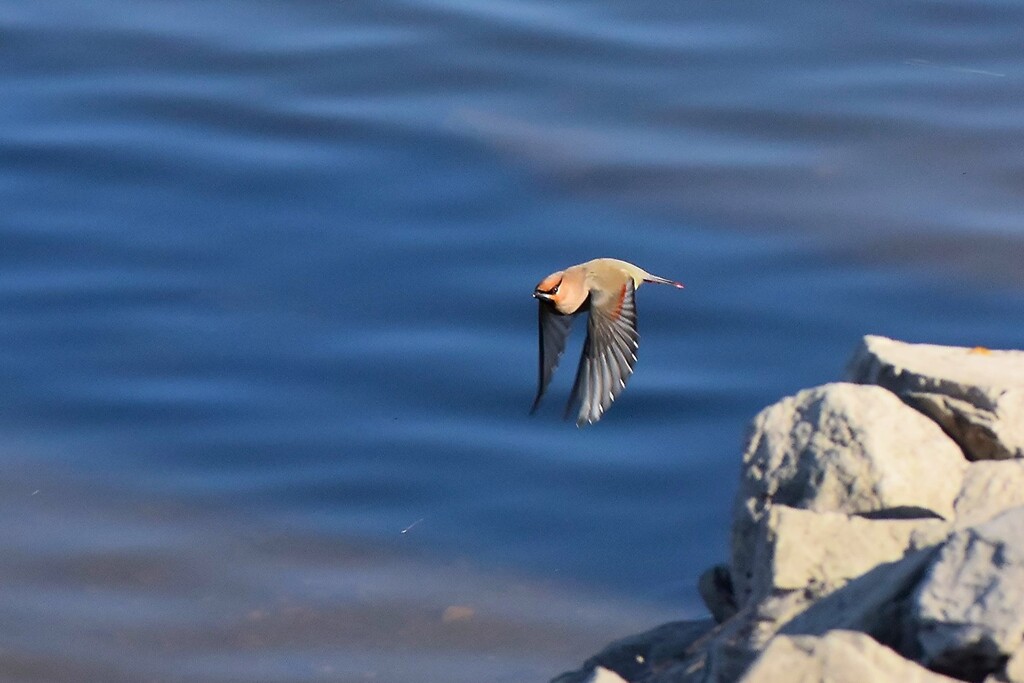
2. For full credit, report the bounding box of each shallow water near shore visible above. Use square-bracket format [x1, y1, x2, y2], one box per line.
[3, 0, 1024, 681]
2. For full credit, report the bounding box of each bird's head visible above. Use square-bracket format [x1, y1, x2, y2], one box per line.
[533, 272, 564, 303]
[533, 268, 588, 314]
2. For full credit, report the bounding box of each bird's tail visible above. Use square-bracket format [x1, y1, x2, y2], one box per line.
[643, 274, 685, 289]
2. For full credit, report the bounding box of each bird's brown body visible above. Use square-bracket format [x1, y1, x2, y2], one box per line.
[531, 258, 683, 426]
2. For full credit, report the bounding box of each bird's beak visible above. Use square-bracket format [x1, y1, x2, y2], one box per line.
[533, 290, 552, 301]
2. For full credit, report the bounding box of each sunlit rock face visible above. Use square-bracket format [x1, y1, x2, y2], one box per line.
[555, 336, 1024, 683]
[848, 335, 1024, 462]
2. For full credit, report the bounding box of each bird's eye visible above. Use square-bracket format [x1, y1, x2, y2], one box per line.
[551, 284, 560, 294]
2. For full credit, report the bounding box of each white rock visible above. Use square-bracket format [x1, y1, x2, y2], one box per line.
[985, 646, 1024, 683]
[740, 631, 960, 683]
[914, 506, 1024, 681]
[750, 506, 949, 602]
[779, 544, 940, 645]
[954, 460, 1024, 529]
[585, 667, 628, 683]
[732, 382, 967, 606]
[848, 335, 1024, 461]
[1006, 646, 1024, 683]
[705, 507, 949, 682]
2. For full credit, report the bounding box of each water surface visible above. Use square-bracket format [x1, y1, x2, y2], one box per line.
[2, 0, 1024, 681]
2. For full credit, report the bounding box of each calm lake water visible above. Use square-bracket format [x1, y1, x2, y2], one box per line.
[2, 1, 1024, 681]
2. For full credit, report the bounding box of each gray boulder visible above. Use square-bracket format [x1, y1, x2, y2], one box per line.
[739, 631, 961, 683]
[954, 460, 1024, 528]
[698, 564, 738, 624]
[732, 382, 966, 606]
[705, 507, 949, 682]
[913, 506, 1024, 681]
[848, 335, 1024, 461]
[748, 506, 948, 605]
[551, 339, 1024, 683]
[779, 544, 941, 652]
[985, 644, 1024, 683]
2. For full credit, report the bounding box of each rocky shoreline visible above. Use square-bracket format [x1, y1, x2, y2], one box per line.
[552, 335, 1024, 683]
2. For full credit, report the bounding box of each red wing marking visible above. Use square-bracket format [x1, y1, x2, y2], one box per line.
[609, 283, 627, 321]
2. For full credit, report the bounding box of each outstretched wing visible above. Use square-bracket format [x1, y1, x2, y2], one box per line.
[530, 301, 575, 414]
[565, 279, 639, 426]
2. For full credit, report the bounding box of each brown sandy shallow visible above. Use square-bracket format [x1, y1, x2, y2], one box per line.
[0, 463, 681, 683]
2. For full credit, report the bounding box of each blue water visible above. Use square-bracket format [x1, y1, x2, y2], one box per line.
[3, 1, 1024, 681]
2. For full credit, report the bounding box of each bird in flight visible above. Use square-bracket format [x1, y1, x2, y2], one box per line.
[530, 258, 684, 426]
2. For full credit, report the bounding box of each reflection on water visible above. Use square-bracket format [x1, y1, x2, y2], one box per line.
[2, 0, 1024, 680]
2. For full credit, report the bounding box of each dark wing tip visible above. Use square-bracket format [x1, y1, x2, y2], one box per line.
[532, 300, 576, 417]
